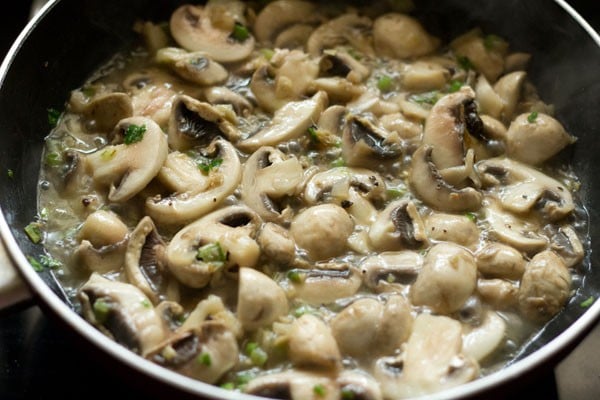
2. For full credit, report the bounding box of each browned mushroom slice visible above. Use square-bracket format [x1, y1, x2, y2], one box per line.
[79, 273, 166, 356]
[409, 145, 483, 212]
[170, 4, 255, 63]
[168, 94, 240, 151]
[369, 200, 428, 251]
[341, 114, 402, 168]
[81, 92, 133, 133]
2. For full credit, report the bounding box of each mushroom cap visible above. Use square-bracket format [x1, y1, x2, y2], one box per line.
[290, 204, 354, 261]
[237, 267, 288, 331]
[170, 5, 255, 63]
[253, 0, 319, 44]
[373, 13, 439, 59]
[288, 314, 342, 370]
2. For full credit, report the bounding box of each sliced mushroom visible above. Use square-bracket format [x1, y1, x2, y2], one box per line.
[550, 225, 584, 268]
[81, 92, 133, 133]
[290, 204, 354, 261]
[331, 294, 412, 360]
[289, 263, 362, 305]
[146, 137, 242, 225]
[125, 216, 173, 304]
[373, 13, 439, 59]
[241, 146, 304, 224]
[170, 4, 255, 63]
[76, 210, 129, 273]
[203, 86, 253, 115]
[410, 242, 478, 314]
[244, 370, 335, 399]
[475, 75, 504, 119]
[374, 314, 479, 398]
[253, 0, 319, 44]
[257, 222, 296, 265]
[518, 250, 571, 322]
[85, 116, 168, 202]
[149, 321, 238, 384]
[165, 206, 261, 288]
[317, 105, 347, 137]
[179, 294, 241, 338]
[505, 112, 575, 165]
[360, 251, 423, 291]
[493, 71, 526, 122]
[477, 157, 574, 221]
[369, 200, 427, 251]
[309, 77, 366, 104]
[288, 314, 341, 370]
[450, 28, 508, 83]
[155, 47, 228, 86]
[307, 13, 374, 57]
[79, 273, 166, 356]
[274, 23, 315, 50]
[475, 243, 526, 280]
[168, 94, 240, 151]
[400, 61, 449, 91]
[477, 278, 519, 310]
[237, 91, 327, 152]
[462, 310, 507, 362]
[425, 212, 479, 249]
[341, 114, 402, 168]
[409, 145, 483, 212]
[319, 50, 371, 84]
[336, 371, 383, 400]
[237, 267, 289, 331]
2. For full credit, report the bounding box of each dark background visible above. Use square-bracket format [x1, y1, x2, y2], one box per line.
[0, 1, 599, 400]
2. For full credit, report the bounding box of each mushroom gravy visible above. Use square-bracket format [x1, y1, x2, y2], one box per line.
[35, 1, 589, 398]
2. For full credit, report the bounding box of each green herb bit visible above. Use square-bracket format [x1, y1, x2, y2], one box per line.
[198, 157, 224, 175]
[409, 91, 441, 106]
[330, 157, 345, 168]
[260, 48, 275, 60]
[231, 23, 250, 42]
[24, 222, 42, 244]
[39, 208, 49, 221]
[465, 212, 477, 222]
[249, 346, 268, 367]
[7, 169, 14, 179]
[448, 80, 463, 93]
[27, 256, 44, 272]
[307, 125, 319, 143]
[47, 108, 61, 128]
[234, 371, 255, 387]
[39, 255, 62, 270]
[457, 55, 473, 71]
[196, 242, 227, 264]
[313, 384, 326, 397]
[293, 304, 316, 318]
[45, 151, 62, 167]
[341, 388, 356, 400]
[220, 382, 235, 390]
[386, 188, 405, 200]
[580, 296, 595, 308]
[93, 299, 111, 324]
[141, 299, 152, 308]
[377, 75, 394, 92]
[123, 124, 146, 145]
[81, 86, 96, 98]
[287, 270, 305, 284]
[198, 352, 212, 366]
[527, 111, 539, 123]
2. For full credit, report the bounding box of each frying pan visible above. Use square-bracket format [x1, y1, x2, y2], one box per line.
[1, 0, 600, 399]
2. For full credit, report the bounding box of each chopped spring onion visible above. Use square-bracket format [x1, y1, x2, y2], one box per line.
[527, 111, 539, 123]
[198, 157, 223, 174]
[377, 75, 394, 92]
[24, 222, 42, 244]
[231, 23, 250, 42]
[196, 242, 226, 264]
[123, 124, 146, 144]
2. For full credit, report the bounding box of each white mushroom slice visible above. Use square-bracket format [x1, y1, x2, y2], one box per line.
[81, 92, 133, 133]
[134, 20, 169, 55]
[146, 137, 241, 225]
[477, 158, 574, 221]
[79, 273, 166, 356]
[450, 28, 508, 83]
[480, 115, 508, 142]
[237, 91, 327, 152]
[241, 146, 304, 224]
[375, 314, 479, 398]
[518, 250, 571, 322]
[170, 4, 255, 63]
[290, 264, 362, 305]
[422, 86, 481, 169]
[257, 222, 296, 265]
[86, 116, 168, 202]
[288, 314, 342, 370]
[317, 105, 347, 136]
[493, 71, 526, 122]
[290, 204, 354, 261]
[168, 95, 240, 151]
[505, 52, 532, 72]
[274, 23, 315, 50]
[477, 278, 519, 309]
[409, 145, 483, 212]
[462, 311, 507, 362]
[550, 225, 584, 268]
[373, 13, 439, 59]
[379, 112, 423, 144]
[149, 321, 238, 384]
[309, 77, 366, 104]
[165, 206, 261, 289]
[341, 114, 402, 169]
[319, 50, 371, 84]
[245, 370, 337, 399]
[505, 112, 575, 165]
[203, 86, 253, 115]
[475, 75, 504, 119]
[425, 212, 480, 249]
[475, 243, 526, 280]
[336, 371, 383, 400]
[304, 167, 386, 205]
[155, 151, 209, 194]
[253, 0, 319, 44]
[155, 47, 228, 86]
[76, 210, 129, 273]
[331, 295, 412, 360]
[484, 198, 548, 254]
[237, 268, 288, 331]
[400, 61, 449, 91]
[179, 295, 241, 338]
[410, 242, 478, 314]
[307, 13, 374, 57]
[360, 251, 423, 291]
[369, 200, 427, 251]
[125, 216, 172, 304]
